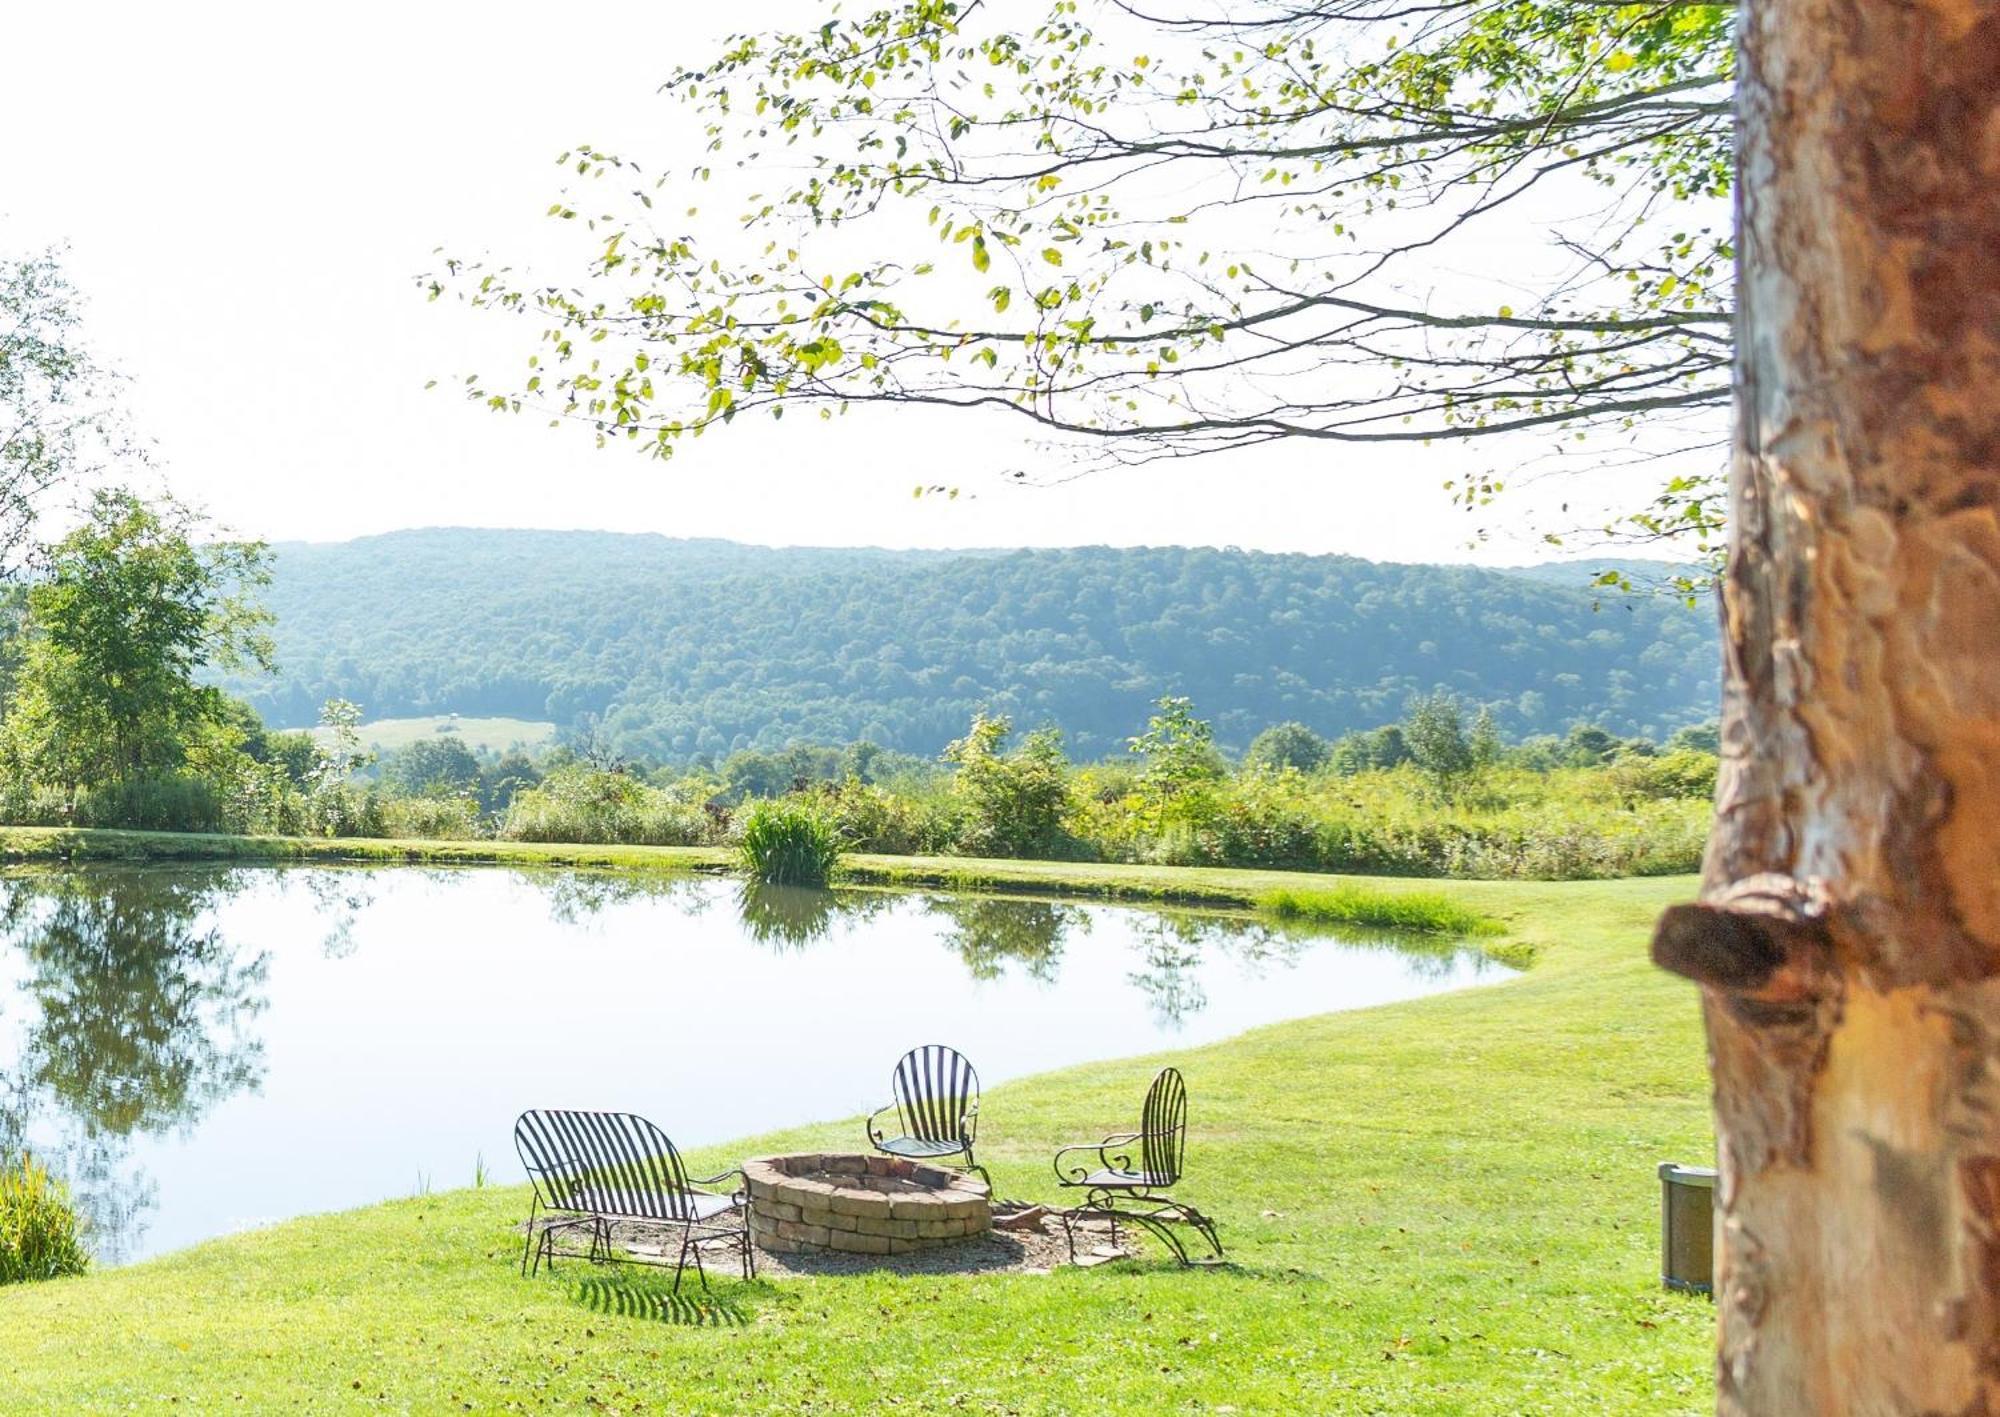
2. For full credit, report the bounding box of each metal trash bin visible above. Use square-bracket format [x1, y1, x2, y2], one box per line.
[1658, 1162, 1716, 1296]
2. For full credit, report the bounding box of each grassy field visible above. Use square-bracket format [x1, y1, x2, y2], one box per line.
[0, 855, 1716, 1413]
[308, 715, 558, 755]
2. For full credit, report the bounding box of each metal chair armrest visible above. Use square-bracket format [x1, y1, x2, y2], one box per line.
[866, 1101, 900, 1147]
[1052, 1131, 1151, 1184]
[687, 1166, 750, 1207]
[686, 1165, 744, 1187]
[1053, 1137, 1123, 1185]
[961, 1094, 981, 1146]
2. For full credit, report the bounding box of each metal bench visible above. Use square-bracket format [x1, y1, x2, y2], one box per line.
[866, 1044, 986, 1183]
[1052, 1067, 1222, 1265]
[513, 1108, 752, 1290]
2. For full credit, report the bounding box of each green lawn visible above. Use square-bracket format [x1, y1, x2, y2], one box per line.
[309, 715, 558, 756]
[0, 865, 1716, 1414]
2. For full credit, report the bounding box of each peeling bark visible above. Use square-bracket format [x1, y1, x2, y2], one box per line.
[1653, 0, 2000, 1408]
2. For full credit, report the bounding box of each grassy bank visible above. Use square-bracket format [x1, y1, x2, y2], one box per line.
[0, 827, 1510, 937]
[0, 866, 1714, 1414]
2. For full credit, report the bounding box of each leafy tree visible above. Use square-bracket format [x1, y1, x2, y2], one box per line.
[0, 249, 127, 568]
[1665, 721, 1720, 754]
[433, 1, 1731, 553]
[1469, 707, 1503, 768]
[255, 730, 320, 790]
[1, 491, 270, 792]
[942, 712, 1075, 859]
[380, 737, 482, 800]
[482, 750, 544, 812]
[1557, 723, 1623, 767]
[1401, 691, 1475, 797]
[1244, 722, 1331, 775]
[1328, 725, 1413, 776]
[1126, 696, 1227, 845]
[1129, 697, 1225, 798]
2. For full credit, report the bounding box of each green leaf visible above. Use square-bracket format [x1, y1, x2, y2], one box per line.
[971, 237, 991, 274]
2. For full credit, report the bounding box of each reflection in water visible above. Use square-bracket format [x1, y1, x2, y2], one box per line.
[0, 869, 269, 1262]
[0, 865, 1506, 1264]
[923, 896, 1084, 984]
[538, 871, 710, 928]
[298, 870, 377, 959]
[735, 882, 845, 951]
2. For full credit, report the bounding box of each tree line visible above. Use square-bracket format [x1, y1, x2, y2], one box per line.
[230, 528, 1718, 761]
[0, 490, 1718, 883]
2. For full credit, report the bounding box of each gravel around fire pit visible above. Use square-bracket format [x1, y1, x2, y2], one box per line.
[530, 1209, 1136, 1278]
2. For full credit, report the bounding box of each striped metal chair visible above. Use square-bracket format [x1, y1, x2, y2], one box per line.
[1052, 1067, 1222, 1265]
[865, 1044, 986, 1183]
[513, 1109, 752, 1290]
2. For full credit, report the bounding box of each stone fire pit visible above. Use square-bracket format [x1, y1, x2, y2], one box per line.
[744, 1153, 991, 1256]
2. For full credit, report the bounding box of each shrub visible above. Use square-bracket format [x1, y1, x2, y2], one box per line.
[308, 782, 389, 839]
[75, 774, 226, 833]
[378, 795, 485, 840]
[1244, 722, 1331, 775]
[1602, 749, 1719, 804]
[0, 1154, 89, 1286]
[738, 799, 843, 886]
[501, 768, 714, 846]
[808, 780, 956, 856]
[943, 714, 1078, 859]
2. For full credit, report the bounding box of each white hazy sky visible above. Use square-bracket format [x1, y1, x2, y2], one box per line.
[2, 1, 1676, 561]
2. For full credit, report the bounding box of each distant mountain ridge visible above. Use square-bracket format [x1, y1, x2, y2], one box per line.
[232, 529, 1720, 760]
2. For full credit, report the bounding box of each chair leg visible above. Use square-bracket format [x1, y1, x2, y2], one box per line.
[672, 1229, 693, 1295]
[689, 1227, 710, 1291]
[1126, 1210, 1192, 1266]
[961, 1145, 992, 1190]
[1178, 1204, 1223, 1261]
[519, 1197, 540, 1278]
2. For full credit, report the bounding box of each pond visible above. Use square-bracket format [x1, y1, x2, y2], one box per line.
[0, 865, 1513, 1264]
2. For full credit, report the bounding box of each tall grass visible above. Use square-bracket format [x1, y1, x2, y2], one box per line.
[0, 1154, 89, 1286]
[737, 800, 843, 887]
[1255, 884, 1504, 937]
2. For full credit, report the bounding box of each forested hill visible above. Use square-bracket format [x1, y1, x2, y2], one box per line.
[235, 529, 1718, 761]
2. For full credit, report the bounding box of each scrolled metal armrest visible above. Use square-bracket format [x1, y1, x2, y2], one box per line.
[1053, 1131, 1149, 1184]
[1052, 1131, 1134, 1185]
[866, 1101, 899, 1146]
[688, 1165, 750, 1207]
[961, 1094, 981, 1146]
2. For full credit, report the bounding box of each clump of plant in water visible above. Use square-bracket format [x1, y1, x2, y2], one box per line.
[1256, 884, 1505, 938]
[0, 1153, 89, 1285]
[738, 799, 843, 886]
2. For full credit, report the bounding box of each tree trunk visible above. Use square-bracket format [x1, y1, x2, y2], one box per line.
[1649, 0, 2000, 1409]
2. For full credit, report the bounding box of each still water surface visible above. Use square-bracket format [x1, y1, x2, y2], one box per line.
[0, 865, 1510, 1262]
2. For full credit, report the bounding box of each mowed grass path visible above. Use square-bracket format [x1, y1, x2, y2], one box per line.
[0, 871, 1715, 1414]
